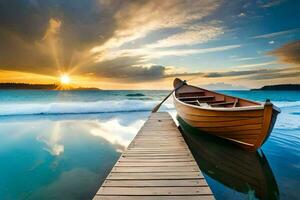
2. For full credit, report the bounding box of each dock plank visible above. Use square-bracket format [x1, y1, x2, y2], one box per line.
[103, 179, 208, 187]
[93, 112, 214, 200]
[98, 186, 213, 195]
[112, 166, 199, 172]
[94, 196, 214, 200]
[117, 161, 197, 167]
[107, 172, 203, 180]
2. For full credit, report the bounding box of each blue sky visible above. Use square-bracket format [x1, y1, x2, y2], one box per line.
[0, 0, 299, 89]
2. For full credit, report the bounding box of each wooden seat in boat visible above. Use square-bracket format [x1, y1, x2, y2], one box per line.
[182, 100, 225, 106]
[178, 91, 205, 97]
[178, 96, 215, 100]
[210, 101, 235, 106]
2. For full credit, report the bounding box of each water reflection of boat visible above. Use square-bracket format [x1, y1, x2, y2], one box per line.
[178, 116, 279, 200]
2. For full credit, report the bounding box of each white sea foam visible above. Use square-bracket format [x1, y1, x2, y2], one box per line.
[273, 101, 300, 108]
[0, 100, 174, 116]
[1, 100, 299, 130]
[275, 112, 300, 129]
[273, 101, 300, 129]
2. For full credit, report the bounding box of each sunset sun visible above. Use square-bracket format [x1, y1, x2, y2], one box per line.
[60, 74, 71, 84]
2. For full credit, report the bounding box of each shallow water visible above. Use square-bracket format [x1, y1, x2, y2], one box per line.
[0, 90, 299, 199]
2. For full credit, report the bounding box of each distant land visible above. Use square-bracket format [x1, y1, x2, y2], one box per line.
[0, 83, 100, 90]
[252, 84, 300, 91]
[200, 82, 249, 90]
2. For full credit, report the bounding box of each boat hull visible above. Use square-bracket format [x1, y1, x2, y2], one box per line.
[173, 94, 279, 151]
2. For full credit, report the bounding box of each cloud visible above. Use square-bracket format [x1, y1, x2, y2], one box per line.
[79, 43, 240, 81]
[238, 12, 246, 17]
[268, 40, 300, 65]
[43, 18, 61, 40]
[100, 44, 242, 62]
[252, 28, 300, 39]
[0, 0, 116, 74]
[0, 0, 224, 82]
[230, 61, 277, 69]
[164, 71, 204, 78]
[258, 0, 285, 8]
[79, 55, 167, 81]
[203, 69, 268, 78]
[246, 71, 300, 80]
[91, 0, 221, 53]
[89, 1, 224, 78]
[231, 57, 261, 61]
[201, 66, 300, 81]
[160, 64, 300, 83]
[146, 25, 223, 48]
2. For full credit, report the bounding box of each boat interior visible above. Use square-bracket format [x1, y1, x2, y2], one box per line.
[175, 84, 261, 108]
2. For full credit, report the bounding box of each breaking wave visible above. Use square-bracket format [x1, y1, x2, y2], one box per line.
[1, 100, 299, 129]
[0, 100, 174, 116]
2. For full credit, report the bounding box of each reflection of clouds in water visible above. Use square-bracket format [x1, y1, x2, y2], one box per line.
[37, 122, 64, 156]
[34, 112, 147, 155]
[111, 111, 149, 127]
[90, 118, 145, 152]
[27, 168, 99, 200]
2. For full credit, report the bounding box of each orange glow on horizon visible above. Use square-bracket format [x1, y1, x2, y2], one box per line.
[2, 69, 298, 90]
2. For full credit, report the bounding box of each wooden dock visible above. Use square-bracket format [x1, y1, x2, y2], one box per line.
[93, 112, 214, 200]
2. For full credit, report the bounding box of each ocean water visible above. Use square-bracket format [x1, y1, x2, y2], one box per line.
[0, 90, 299, 199]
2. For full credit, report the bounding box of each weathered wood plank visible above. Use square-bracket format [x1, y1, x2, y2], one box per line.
[94, 196, 214, 200]
[116, 161, 197, 167]
[129, 143, 186, 147]
[125, 150, 188, 153]
[127, 147, 188, 150]
[107, 172, 203, 180]
[129, 145, 187, 148]
[112, 166, 199, 172]
[103, 179, 208, 187]
[132, 138, 184, 141]
[97, 186, 213, 195]
[124, 151, 188, 154]
[118, 158, 195, 162]
[121, 156, 193, 160]
[122, 153, 190, 157]
[125, 150, 189, 153]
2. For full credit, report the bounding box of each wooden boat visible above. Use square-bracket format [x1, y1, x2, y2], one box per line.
[178, 118, 279, 199]
[172, 78, 280, 151]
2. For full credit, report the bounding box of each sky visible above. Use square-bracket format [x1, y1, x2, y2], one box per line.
[0, 0, 299, 89]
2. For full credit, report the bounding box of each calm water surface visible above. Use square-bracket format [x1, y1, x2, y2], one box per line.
[0, 90, 299, 199]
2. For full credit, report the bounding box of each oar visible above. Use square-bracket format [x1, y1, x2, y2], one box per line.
[151, 80, 186, 113]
